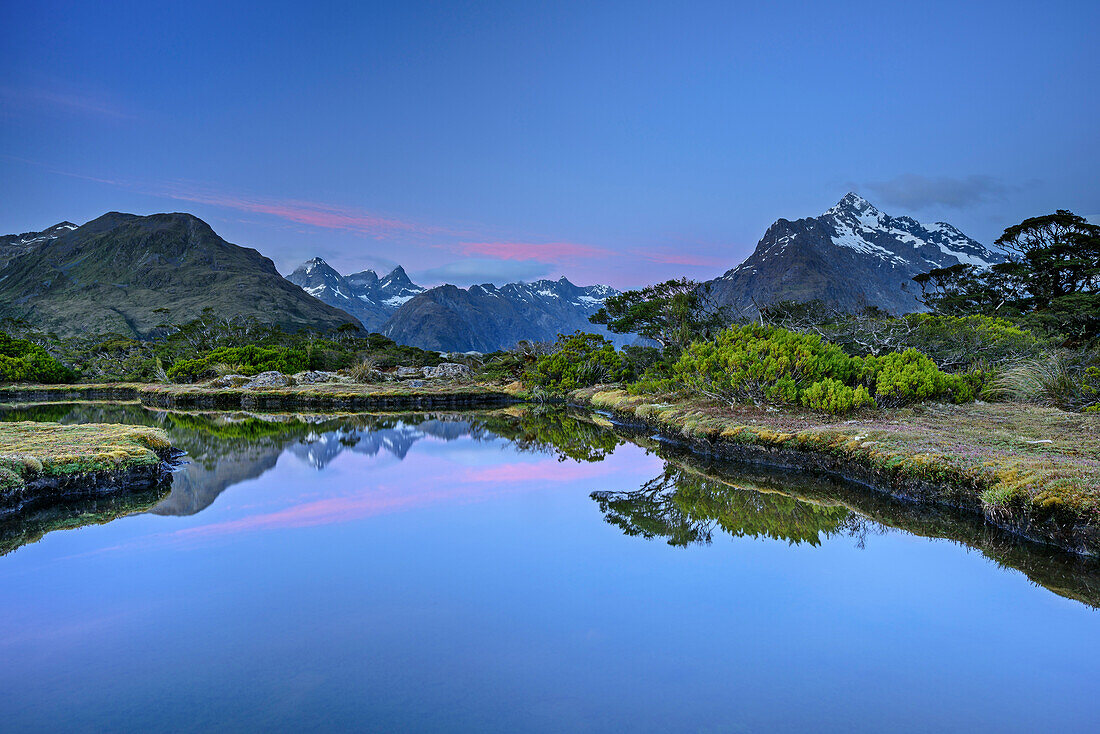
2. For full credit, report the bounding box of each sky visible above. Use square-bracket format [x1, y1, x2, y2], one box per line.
[1, 0, 1097, 289]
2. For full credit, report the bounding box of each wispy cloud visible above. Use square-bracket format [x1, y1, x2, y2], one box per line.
[629, 248, 726, 267]
[159, 183, 447, 239]
[0, 85, 134, 120]
[864, 174, 1013, 210]
[454, 240, 616, 262]
[414, 258, 552, 286]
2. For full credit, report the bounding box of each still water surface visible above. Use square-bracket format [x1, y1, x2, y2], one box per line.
[0, 403, 1097, 733]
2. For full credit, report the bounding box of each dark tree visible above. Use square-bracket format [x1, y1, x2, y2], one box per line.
[914, 211, 1100, 345]
[589, 278, 730, 352]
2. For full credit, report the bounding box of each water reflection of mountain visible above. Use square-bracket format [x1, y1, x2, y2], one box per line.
[3, 402, 1098, 608]
[0, 403, 509, 516]
[289, 419, 488, 468]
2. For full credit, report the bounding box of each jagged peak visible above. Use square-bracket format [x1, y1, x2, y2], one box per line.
[827, 192, 880, 217]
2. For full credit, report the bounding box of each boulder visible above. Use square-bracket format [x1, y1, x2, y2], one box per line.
[395, 366, 421, 378]
[243, 371, 293, 389]
[292, 370, 341, 385]
[206, 374, 252, 388]
[405, 379, 425, 388]
[426, 362, 472, 379]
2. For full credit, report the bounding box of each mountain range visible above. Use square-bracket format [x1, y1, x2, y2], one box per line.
[706, 193, 1004, 315]
[285, 258, 424, 331]
[0, 212, 359, 337]
[381, 277, 622, 352]
[1, 195, 1001, 347]
[285, 256, 623, 350]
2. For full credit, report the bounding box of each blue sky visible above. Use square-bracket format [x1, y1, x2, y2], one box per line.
[1, 0, 1097, 288]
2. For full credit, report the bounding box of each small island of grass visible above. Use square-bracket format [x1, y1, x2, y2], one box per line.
[0, 422, 174, 511]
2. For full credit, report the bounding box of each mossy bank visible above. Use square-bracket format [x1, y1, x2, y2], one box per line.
[575, 387, 1100, 556]
[0, 382, 521, 411]
[0, 421, 175, 515]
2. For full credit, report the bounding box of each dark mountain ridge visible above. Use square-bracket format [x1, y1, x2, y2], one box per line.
[0, 213, 360, 337]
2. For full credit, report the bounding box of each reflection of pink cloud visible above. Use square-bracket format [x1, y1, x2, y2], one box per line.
[171, 490, 446, 539]
[161, 185, 446, 239]
[455, 241, 615, 263]
[463, 460, 617, 484]
[174, 460, 620, 541]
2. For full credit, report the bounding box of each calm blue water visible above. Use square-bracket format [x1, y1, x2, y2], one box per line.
[0, 406, 1097, 733]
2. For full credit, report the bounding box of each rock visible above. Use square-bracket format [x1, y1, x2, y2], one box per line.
[426, 362, 472, 379]
[405, 380, 425, 388]
[243, 371, 293, 389]
[206, 374, 252, 388]
[292, 370, 341, 385]
[395, 366, 421, 378]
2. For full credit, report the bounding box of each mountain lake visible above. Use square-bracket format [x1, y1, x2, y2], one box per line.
[0, 401, 1097, 733]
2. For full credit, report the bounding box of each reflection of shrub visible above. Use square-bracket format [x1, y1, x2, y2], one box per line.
[0, 331, 76, 384]
[532, 332, 629, 391]
[673, 325, 970, 414]
[990, 350, 1100, 412]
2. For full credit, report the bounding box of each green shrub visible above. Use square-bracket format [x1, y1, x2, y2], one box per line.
[862, 349, 973, 407]
[531, 332, 629, 392]
[800, 378, 874, 413]
[0, 331, 76, 384]
[167, 345, 310, 382]
[672, 325, 970, 414]
[673, 325, 862, 409]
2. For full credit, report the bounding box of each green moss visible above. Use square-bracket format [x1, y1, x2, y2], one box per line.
[0, 421, 172, 494]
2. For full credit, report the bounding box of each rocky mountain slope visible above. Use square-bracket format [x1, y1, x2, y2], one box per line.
[381, 277, 622, 352]
[0, 213, 361, 337]
[708, 193, 1004, 315]
[0, 222, 78, 270]
[285, 257, 424, 331]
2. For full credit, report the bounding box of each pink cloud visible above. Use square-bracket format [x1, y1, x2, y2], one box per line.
[629, 248, 728, 267]
[160, 184, 446, 239]
[455, 240, 616, 263]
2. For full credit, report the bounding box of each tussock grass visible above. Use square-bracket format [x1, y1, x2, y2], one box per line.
[0, 421, 171, 494]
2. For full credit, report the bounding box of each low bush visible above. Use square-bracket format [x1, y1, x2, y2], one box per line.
[0, 331, 76, 384]
[673, 325, 971, 414]
[531, 332, 630, 391]
[167, 345, 310, 382]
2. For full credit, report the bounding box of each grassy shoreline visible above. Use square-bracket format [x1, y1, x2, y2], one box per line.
[0, 421, 175, 512]
[0, 382, 522, 410]
[574, 387, 1100, 556]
